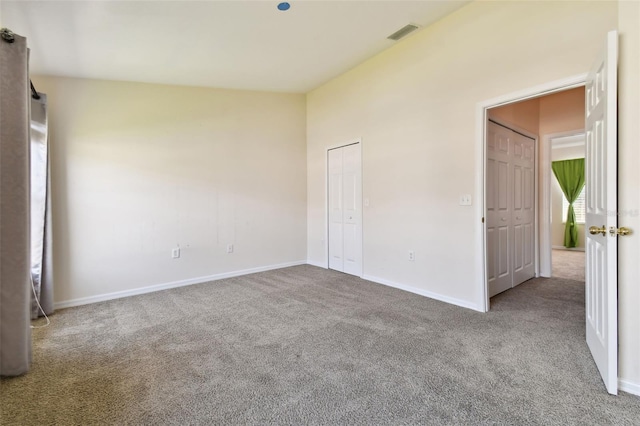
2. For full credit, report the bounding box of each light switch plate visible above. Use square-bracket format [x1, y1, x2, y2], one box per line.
[459, 194, 472, 206]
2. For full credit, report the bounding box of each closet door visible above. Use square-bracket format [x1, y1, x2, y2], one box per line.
[487, 122, 513, 297]
[328, 148, 344, 271]
[512, 132, 536, 285]
[487, 121, 536, 297]
[341, 144, 362, 276]
[328, 143, 362, 276]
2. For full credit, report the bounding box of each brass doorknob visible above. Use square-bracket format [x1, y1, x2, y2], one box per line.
[589, 225, 607, 236]
[610, 226, 632, 236]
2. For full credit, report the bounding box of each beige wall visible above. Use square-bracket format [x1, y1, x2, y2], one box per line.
[551, 145, 585, 249]
[617, 0, 640, 390]
[33, 76, 307, 304]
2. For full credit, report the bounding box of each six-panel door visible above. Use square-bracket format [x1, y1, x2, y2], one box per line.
[328, 143, 362, 276]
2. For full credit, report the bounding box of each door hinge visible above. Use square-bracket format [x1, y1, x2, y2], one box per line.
[482, 217, 485, 223]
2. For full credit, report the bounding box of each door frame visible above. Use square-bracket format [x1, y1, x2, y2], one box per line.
[475, 74, 587, 312]
[325, 138, 363, 276]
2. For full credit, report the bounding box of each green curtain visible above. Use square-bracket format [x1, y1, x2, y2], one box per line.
[552, 159, 585, 248]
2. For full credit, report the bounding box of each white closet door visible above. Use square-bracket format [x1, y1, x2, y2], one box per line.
[487, 122, 513, 297]
[512, 132, 536, 285]
[341, 144, 362, 276]
[328, 143, 362, 276]
[328, 148, 344, 271]
[487, 121, 536, 297]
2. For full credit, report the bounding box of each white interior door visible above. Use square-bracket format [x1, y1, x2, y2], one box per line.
[328, 143, 362, 276]
[487, 122, 513, 297]
[585, 31, 618, 395]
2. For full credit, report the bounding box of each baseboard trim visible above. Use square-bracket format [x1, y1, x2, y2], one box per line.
[306, 260, 327, 268]
[54, 260, 307, 310]
[619, 378, 640, 397]
[362, 274, 483, 312]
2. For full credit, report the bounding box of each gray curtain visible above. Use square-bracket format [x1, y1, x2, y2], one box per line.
[0, 29, 32, 376]
[30, 94, 53, 319]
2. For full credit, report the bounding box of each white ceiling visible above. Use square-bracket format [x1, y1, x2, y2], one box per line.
[0, 0, 470, 93]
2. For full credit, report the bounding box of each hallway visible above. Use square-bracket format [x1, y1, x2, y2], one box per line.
[552, 249, 585, 281]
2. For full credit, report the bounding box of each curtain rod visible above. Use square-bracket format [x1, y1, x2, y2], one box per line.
[30, 81, 40, 100]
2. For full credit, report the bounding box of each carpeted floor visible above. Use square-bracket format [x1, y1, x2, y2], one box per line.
[1, 265, 638, 425]
[552, 249, 585, 281]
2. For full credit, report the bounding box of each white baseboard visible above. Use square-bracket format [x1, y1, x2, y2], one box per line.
[306, 260, 327, 268]
[619, 378, 640, 397]
[54, 260, 307, 310]
[362, 274, 483, 312]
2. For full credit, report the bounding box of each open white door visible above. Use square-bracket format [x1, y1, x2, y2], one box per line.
[585, 30, 619, 395]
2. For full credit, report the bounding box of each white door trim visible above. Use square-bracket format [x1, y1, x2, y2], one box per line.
[475, 73, 588, 312]
[540, 129, 585, 277]
[325, 139, 363, 276]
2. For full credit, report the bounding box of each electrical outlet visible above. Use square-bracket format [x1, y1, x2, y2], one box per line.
[227, 244, 234, 254]
[172, 247, 180, 259]
[408, 250, 415, 261]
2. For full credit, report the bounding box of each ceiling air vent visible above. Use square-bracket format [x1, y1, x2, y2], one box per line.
[387, 24, 419, 41]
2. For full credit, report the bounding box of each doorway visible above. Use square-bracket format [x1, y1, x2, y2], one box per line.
[485, 85, 586, 299]
[548, 132, 586, 281]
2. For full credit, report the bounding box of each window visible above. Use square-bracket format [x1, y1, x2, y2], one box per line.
[562, 186, 586, 224]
